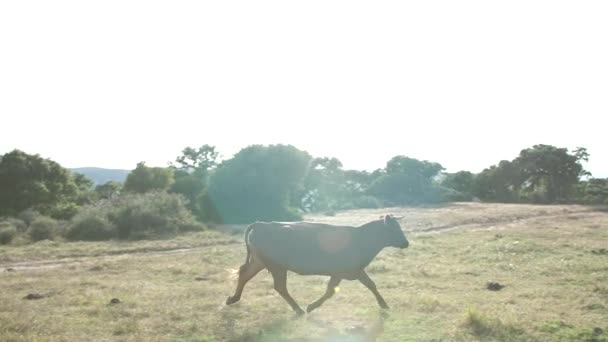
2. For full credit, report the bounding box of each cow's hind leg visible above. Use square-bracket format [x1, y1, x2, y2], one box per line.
[270, 267, 305, 316]
[358, 271, 389, 309]
[306, 276, 341, 313]
[226, 255, 265, 305]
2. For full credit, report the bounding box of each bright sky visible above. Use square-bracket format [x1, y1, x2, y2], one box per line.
[1, 1, 607, 177]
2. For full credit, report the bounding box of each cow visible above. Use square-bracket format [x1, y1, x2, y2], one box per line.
[225, 214, 409, 315]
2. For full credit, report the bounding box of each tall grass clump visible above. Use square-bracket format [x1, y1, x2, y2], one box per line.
[463, 308, 527, 341]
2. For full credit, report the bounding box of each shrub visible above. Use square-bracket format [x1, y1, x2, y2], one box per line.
[351, 195, 383, 209]
[0, 223, 17, 245]
[49, 202, 81, 220]
[2, 217, 28, 232]
[28, 216, 61, 241]
[438, 187, 473, 202]
[18, 209, 40, 227]
[67, 214, 116, 241]
[112, 192, 198, 239]
[368, 174, 441, 205]
[66, 192, 203, 241]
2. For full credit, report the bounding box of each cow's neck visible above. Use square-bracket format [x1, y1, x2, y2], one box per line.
[357, 221, 390, 265]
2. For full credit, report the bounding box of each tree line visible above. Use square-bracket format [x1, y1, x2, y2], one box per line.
[0, 144, 606, 243]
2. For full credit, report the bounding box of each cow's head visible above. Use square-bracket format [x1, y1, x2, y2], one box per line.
[382, 214, 409, 249]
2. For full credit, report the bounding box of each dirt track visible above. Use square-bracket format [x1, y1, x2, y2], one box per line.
[2, 203, 603, 272]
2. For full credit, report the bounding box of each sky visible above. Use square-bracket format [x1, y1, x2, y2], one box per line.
[1, 1, 607, 177]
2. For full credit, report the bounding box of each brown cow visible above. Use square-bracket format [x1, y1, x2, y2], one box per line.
[226, 214, 409, 315]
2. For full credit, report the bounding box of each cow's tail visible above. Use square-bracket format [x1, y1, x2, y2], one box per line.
[229, 223, 255, 279]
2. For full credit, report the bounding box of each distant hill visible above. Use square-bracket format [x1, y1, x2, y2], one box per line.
[71, 167, 131, 185]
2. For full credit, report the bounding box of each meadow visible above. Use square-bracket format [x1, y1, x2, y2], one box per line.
[1, 203, 607, 341]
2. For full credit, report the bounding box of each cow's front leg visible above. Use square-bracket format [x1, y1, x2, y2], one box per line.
[358, 271, 389, 309]
[306, 276, 341, 313]
[270, 268, 305, 316]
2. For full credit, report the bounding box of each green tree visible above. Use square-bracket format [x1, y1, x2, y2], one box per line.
[442, 171, 475, 195]
[299, 157, 345, 212]
[204, 144, 311, 223]
[172, 145, 219, 172]
[515, 145, 589, 202]
[369, 156, 444, 204]
[95, 181, 122, 199]
[169, 145, 220, 219]
[0, 150, 88, 218]
[473, 160, 521, 202]
[123, 162, 174, 193]
[386, 156, 444, 178]
[578, 178, 608, 204]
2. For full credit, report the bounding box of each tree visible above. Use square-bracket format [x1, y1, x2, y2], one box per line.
[578, 178, 608, 204]
[442, 171, 475, 195]
[515, 145, 589, 202]
[473, 160, 521, 202]
[204, 144, 311, 223]
[369, 156, 444, 204]
[123, 162, 174, 193]
[169, 145, 220, 219]
[0, 149, 89, 218]
[299, 157, 345, 212]
[95, 181, 122, 199]
[386, 156, 444, 178]
[172, 145, 219, 172]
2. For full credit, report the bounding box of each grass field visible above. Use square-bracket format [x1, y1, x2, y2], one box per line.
[1, 203, 607, 341]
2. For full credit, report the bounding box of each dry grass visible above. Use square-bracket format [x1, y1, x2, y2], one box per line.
[1, 203, 607, 341]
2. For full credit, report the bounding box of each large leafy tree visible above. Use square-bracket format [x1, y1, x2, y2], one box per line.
[515, 145, 589, 202]
[205, 144, 311, 223]
[0, 149, 92, 218]
[473, 160, 521, 202]
[123, 162, 174, 193]
[441, 171, 475, 195]
[369, 156, 444, 204]
[299, 157, 345, 211]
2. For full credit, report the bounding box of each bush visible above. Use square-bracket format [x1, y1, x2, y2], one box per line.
[351, 195, 383, 209]
[0, 223, 18, 245]
[438, 187, 473, 202]
[18, 209, 39, 227]
[66, 192, 203, 241]
[112, 192, 198, 239]
[67, 214, 116, 241]
[49, 202, 80, 220]
[2, 217, 28, 232]
[368, 174, 441, 205]
[28, 216, 61, 241]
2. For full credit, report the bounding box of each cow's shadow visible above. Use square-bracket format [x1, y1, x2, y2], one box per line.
[227, 309, 388, 341]
[306, 310, 387, 341]
[222, 307, 293, 342]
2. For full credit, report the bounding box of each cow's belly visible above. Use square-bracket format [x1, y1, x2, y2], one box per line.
[257, 245, 363, 275]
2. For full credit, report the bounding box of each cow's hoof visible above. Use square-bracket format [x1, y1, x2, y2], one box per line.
[226, 296, 239, 305]
[306, 304, 318, 313]
[295, 308, 306, 316]
[379, 303, 390, 310]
